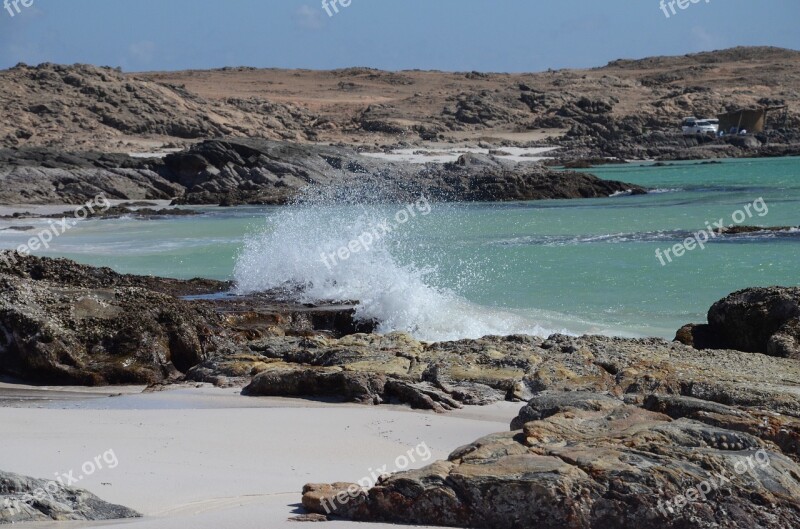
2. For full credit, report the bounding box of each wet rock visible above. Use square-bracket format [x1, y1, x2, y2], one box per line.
[715, 225, 799, 235]
[0, 254, 369, 386]
[0, 273, 214, 384]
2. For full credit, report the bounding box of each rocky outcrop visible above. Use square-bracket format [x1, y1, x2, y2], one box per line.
[234, 330, 800, 423]
[0, 139, 645, 205]
[0, 148, 184, 203]
[296, 329, 800, 527]
[0, 470, 139, 524]
[451, 92, 524, 126]
[2, 256, 800, 527]
[0, 253, 367, 386]
[2, 255, 799, 416]
[0, 252, 230, 297]
[0, 63, 316, 150]
[0, 265, 219, 384]
[218, 332, 497, 410]
[714, 224, 800, 236]
[303, 395, 800, 528]
[676, 287, 800, 359]
[160, 139, 645, 205]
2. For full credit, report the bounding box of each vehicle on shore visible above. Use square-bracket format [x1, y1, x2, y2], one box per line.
[682, 117, 719, 135]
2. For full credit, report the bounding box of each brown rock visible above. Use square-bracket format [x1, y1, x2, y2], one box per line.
[305, 396, 800, 528]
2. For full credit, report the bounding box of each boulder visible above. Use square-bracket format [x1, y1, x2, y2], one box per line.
[725, 134, 762, 149]
[0, 470, 139, 524]
[676, 287, 800, 359]
[0, 273, 213, 385]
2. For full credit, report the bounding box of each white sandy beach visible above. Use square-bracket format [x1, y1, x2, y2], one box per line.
[361, 146, 559, 164]
[0, 383, 520, 528]
[0, 201, 178, 219]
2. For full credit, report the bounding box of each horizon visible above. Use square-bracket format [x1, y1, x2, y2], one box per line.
[5, 44, 800, 75]
[1, 0, 799, 73]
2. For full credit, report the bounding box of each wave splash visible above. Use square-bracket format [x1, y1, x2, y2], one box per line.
[233, 183, 562, 341]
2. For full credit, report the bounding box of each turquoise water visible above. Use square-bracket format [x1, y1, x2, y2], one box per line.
[1, 157, 798, 340]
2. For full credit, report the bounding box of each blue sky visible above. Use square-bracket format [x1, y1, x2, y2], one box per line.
[1, 0, 799, 72]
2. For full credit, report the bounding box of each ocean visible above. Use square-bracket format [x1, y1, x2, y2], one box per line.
[2, 157, 798, 341]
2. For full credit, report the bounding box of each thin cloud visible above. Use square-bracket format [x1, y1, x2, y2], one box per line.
[295, 5, 325, 30]
[691, 26, 725, 51]
[128, 41, 157, 65]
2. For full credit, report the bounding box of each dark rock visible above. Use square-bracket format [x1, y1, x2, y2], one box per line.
[725, 134, 762, 149]
[86, 206, 200, 219]
[0, 138, 646, 205]
[160, 139, 646, 205]
[510, 391, 622, 429]
[0, 253, 369, 386]
[715, 225, 799, 235]
[0, 470, 140, 523]
[678, 287, 800, 359]
[710, 287, 800, 359]
[0, 272, 214, 384]
[453, 92, 520, 126]
[674, 323, 725, 349]
[242, 367, 388, 405]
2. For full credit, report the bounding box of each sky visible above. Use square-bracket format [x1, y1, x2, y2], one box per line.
[1, 0, 799, 73]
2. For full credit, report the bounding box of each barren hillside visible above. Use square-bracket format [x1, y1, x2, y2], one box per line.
[1, 46, 798, 152]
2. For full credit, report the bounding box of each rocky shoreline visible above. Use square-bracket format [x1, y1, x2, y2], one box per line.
[0, 139, 644, 206]
[3, 48, 800, 208]
[1, 253, 799, 527]
[1, 46, 799, 528]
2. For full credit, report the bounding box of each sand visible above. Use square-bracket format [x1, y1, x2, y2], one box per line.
[361, 146, 559, 164]
[0, 200, 175, 218]
[0, 383, 521, 528]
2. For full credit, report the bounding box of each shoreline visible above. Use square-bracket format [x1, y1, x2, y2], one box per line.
[1, 256, 799, 526]
[0, 384, 520, 529]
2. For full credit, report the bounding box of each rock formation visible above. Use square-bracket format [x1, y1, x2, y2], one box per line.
[0, 140, 645, 205]
[302, 394, 800, 528]
[2, 48, 799, 161]
[0, 470, 139, 524]
[1, 255, 799, 527]
[676, 287, 800, 359]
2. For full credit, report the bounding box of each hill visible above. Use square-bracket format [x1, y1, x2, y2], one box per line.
[1, 47, 798, 153]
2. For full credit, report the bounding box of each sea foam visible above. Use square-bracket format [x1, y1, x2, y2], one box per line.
[233, 182, 562, 342]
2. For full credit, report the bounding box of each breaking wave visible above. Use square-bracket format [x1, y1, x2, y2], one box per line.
[233, 183, 570, 341]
